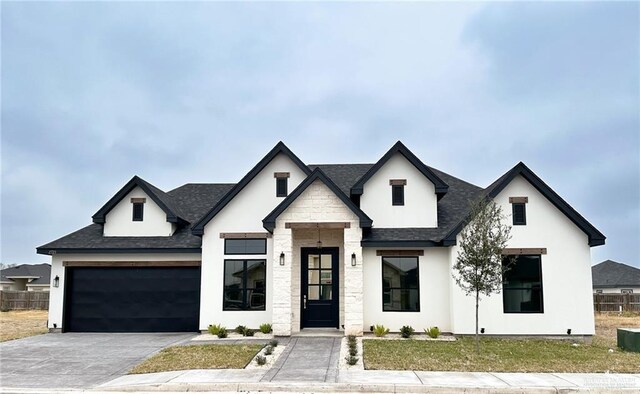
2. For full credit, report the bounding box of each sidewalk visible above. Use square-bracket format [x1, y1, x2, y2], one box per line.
[96, 369, 640, 393]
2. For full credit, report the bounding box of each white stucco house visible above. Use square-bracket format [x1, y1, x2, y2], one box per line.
[37, 141, 605, 336]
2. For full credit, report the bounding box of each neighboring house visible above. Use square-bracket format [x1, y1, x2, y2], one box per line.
[0, 263, 51, 291]
[592, 260, 640, 294]
[37, 141, 605, 336]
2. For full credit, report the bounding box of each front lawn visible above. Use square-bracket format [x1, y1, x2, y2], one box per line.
[0, 310, 48, 342]
[129, 344, 264, 374]
[364, 313, 640, 373]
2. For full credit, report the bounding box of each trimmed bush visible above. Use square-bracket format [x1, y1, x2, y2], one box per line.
[400, 325, 415, 339]
[264, 345, 273, 355]
[217, 327, 228, 338]
[208, 324, 223, 335]
[373, 324, 390, 337]
[269, 339, 279, 348]
[259, 323, 272, 334]
[425, 326, 441, 339]
[243, 328, 255, 337]
[256, 355, 267, 365]
[345, 355, 359, 365]
[235, 325, 247, 334]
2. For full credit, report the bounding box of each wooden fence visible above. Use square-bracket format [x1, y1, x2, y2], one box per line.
[0, 291, 49, 310]
[594, 293, 640, 313]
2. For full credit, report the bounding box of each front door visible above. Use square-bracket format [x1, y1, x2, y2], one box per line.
[301, 247, 339, 328]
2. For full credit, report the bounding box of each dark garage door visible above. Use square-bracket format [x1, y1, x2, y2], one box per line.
[64, 266, 201, 332]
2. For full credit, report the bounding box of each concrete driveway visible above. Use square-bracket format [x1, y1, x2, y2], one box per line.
[0, 333, 195, 389]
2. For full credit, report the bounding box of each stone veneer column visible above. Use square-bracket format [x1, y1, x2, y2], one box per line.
[272, 225, 293, 336]
[343, 225, 363, 336]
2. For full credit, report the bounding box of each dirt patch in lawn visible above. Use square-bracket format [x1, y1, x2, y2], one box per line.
[0, 310, 48, 342]
[129, 344, 264, 374]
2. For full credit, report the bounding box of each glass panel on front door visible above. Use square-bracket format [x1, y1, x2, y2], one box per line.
[307, 254, 333, 300]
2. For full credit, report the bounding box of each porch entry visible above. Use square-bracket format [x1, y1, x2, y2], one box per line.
[301, 247, 339, 328]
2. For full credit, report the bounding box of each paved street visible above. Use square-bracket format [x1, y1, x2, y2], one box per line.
[0, 333, 194, 388]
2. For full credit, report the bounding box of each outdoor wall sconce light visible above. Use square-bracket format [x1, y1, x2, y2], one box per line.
[279, 252, 285, 266]
[567, 328, 572, 335]
[53, 275, 60, 288]
[480, 327, 485, 334]
[351, 253, 357, 267]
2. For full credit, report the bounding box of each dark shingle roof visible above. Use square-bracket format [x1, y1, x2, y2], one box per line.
[1, 263, 51, 284]
[37, 147, 603, 252]
[592, 260, 640, 288]
[167, 183, 235, 223]
[308, 164, 374, 196]
[37, 184, 235, 253]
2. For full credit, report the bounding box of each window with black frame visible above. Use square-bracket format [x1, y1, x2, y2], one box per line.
[382, 256, 419, 311]
[223, 260, 266, 310]
[502, 255, 543, 313]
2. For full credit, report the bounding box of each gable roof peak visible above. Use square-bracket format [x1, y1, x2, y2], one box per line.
[263, 167, 372, 232]
[351, 141, 449, 197]
[191, 141, 311, 235]
[443, 161, 606, 247]
[92, 175, 187, 225]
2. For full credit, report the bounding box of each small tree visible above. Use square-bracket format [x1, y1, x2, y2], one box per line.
[452, 198, 512, 354]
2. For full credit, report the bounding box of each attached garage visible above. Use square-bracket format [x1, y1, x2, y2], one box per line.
[63, 262, 201, 333]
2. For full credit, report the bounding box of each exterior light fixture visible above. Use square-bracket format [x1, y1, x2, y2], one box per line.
[279, 252, 285, 266]
[316, 226, 322, 249]
[351, 253, 357, 267]
[53, 275, 60, 288]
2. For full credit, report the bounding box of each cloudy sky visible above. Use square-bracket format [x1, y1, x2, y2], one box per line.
[2, 2, 638, 267]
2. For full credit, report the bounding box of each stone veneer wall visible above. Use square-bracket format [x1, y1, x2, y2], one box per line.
[272, 180, 363, 336]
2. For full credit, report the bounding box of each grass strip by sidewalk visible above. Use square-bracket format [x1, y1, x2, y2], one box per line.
[129, 344, 264, 374]
[363, 337, 640, 373]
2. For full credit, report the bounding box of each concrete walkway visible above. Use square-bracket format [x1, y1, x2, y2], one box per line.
[261, 337, 341, 382]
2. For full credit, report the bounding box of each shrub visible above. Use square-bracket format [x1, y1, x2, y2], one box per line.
[235, 325, 247, 334]
[349, 346, 357, 357]
[347, 335, 357, 344]
[373, 324, 390, 337]
[217, 327, 228, 338]
[400, 325, 415, 339]
[243, 328, 255, 337]
[259, 323, 272, 334]
[208, 324, 223, 335]
[269, 339, 279, 348]
[256, 355, 267, 366]
[425, 326, 440, 339]
[345, 355, 359, 365]
[264, 345, 273, 355]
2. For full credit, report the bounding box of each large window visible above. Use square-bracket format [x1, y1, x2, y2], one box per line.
[224, 239, 267, 255]
[223, 260, 266, 310]
[503, 255, 543, 313]
[382, 256, 419, 311]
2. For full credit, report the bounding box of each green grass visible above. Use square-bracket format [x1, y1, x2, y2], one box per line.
[129, 344, 264, 374]
[363, 337, 640, 373]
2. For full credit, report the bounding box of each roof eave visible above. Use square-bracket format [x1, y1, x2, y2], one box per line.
[36, 247, 202, 255]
